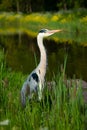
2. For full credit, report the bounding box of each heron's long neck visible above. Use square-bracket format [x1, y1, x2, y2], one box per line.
[37, 35, 47, 77]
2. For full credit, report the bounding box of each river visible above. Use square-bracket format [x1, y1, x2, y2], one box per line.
[0, 33, 87, 81]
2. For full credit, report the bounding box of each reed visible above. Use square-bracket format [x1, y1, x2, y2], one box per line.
[0, 51, 85, 130]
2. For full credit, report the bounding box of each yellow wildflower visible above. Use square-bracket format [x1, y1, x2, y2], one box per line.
[61, 18, 67, 23]
[24, 14, 47, 23]
[51, 14, 61, 21]
[51, 15, 58, 21]
[80, 16, 87, 23]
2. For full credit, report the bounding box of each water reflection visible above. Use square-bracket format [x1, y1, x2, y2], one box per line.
[0, 34, 87, 81]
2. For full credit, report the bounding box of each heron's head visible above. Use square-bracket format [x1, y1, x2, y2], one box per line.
[38, 29, 62, 37]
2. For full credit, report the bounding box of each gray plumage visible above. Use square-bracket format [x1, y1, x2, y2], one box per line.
[20, 29, 62, 107]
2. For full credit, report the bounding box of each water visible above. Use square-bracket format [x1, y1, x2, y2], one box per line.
[0, 33, 87, 81]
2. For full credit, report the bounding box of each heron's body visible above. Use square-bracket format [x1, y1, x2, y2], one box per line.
[21, 29, 62, 107]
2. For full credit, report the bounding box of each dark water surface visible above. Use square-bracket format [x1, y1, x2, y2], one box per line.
[0, 34, 87, 81]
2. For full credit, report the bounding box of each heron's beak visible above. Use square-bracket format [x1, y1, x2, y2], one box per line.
[49, 29, 63, 34]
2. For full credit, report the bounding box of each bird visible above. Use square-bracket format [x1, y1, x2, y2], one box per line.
[20, 29, 62, 107]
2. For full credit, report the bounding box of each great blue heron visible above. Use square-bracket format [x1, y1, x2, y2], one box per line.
[21, 29, 62, 107]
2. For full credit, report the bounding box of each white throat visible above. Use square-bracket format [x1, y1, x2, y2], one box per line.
[37, 35, 47, 81]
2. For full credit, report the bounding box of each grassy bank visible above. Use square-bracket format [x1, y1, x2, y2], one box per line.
[0, 51, 86, 130]
[0, 9, 87, 45]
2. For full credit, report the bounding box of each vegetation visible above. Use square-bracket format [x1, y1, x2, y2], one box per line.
[0, 1, 87, 129]
[0, 9, 87, 45]
[0, 0, 87, 13]
[0, 50, 86, 130]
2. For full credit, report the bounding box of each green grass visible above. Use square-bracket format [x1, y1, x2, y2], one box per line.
[0, 51, 86, 130]
[0, 10, 87, 45]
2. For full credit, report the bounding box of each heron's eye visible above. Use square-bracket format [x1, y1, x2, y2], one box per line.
[39, 29, 48, 33]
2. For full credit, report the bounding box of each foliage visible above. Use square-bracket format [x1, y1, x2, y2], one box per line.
[0, 0, 87, 13]
[0, 51, 86, 130]
[0, 10, 87, 45]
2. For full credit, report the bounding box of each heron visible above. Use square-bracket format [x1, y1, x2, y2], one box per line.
[21, 29, 62, 107]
